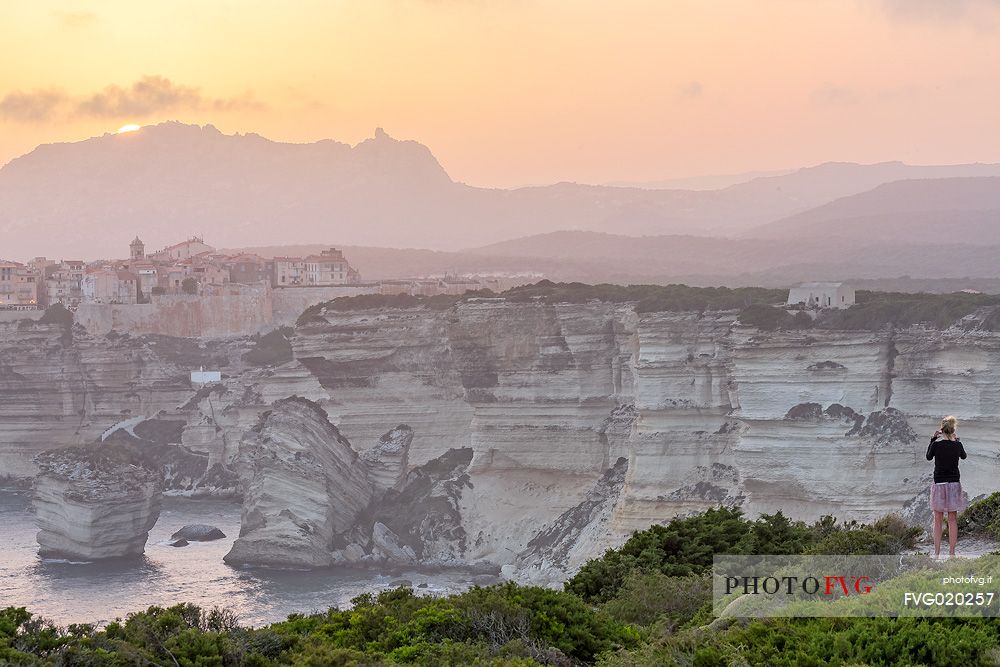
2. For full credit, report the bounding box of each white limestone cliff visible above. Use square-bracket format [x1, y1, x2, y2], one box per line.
[360, 425, 412, 495]
[33, 444, 161, 559]
[224, 396, 374, 568]
[7, 300, 1000, 580]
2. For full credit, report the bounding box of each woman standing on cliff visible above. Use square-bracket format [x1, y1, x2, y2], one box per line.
[926, 415, 967, 558]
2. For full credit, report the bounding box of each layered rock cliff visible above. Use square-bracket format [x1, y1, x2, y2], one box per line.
[224, 397, 373, 568]
[33, 444, 161, 559]
[4, 301, 1000, 578]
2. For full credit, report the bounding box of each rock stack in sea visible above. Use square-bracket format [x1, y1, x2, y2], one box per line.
[33, 444, 162, 560]
[224, 397, 374, 568]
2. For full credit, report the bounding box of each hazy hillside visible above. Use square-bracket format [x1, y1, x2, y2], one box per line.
[747, 176, 1000, 242]
[6, 122, 1000, 260]
[234, 230, 1000, 288]
[608, 168, 794, 190]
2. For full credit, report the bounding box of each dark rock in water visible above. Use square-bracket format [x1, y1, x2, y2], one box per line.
[168, 538, 190, 548]
[417, 582, 429, 589]
[170, 524, 226, 541]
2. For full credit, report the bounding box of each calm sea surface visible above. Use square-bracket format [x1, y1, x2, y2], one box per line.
[0, 490, 495, 627]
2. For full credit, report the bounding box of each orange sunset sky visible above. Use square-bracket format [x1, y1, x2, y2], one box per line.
[2, 0, 1000, 188]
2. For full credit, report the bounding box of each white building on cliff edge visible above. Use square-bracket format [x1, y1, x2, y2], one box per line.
[787, 282, 855, 309]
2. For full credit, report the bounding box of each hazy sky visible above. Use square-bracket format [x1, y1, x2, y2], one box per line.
[2, 0, 1000, 187]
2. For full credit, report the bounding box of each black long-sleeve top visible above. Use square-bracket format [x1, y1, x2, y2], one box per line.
[926, 436, 967, 483]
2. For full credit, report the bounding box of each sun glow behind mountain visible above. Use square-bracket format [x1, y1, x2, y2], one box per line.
[116, 124, 141, 134]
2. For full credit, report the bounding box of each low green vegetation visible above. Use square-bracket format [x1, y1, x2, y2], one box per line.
[959, 492, 1000, 541]
[737, 304, 813, 330]
[295, 281, 1000, 333]
[296, 281, 788, 324]
[242, 327, 294, 367]
[499, 282, 787, 314]
[0, 585, 636, 666]
[37, 303, 74, 327]
[816, 290, 1000, 331]
[598, 617, 1000, 667]
[296, 293, 470, 324]
[2, 505, 962, 665]
[565, 508, 919, 605]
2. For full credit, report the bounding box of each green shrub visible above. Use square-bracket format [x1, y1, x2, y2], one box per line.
[38, 303, 74, 327]
[959, 492, 1000, 540]
[295, 281, 789, 323]
[602, 573, 710, 628]
[243, 327, 294, 367]
[455, 583, 635, 663]
[816, 290, 1000, 331]
[566, 507, 752, 603]
[735, 511, 816, 554]
[737, 304, 793, 330]
[623, 617, 1000, 667]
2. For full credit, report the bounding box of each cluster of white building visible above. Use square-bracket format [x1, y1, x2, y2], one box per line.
[3, 237, 533, 310]
[1, 237, 364, 309]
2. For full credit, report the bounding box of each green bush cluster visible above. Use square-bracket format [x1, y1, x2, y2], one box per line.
[598, 617, 1000, 667]
[498, 281, 786, 314]
[737, 304, 814, 331]
[1, 507, 988, 666]
[0, 585, 635, 666]
[293, 281, 1000, 333]
[242, 327, 294, 367]
[959, 492, 1000, 540]
[565, 508, 918, 605]
[295, 281, 789, 323]
[815, 290, 1000, 331]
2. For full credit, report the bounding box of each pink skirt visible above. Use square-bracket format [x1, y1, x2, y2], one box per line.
[930, 482, 966, 512]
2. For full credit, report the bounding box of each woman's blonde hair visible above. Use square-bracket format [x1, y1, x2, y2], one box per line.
[941, 415, 958, 434]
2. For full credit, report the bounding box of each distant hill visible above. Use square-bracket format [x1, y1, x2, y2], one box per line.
[235, 230, 1000, 287]
[607, 168, 794, 191]
[6, 121, 1000, 260]
[746, 177, 1000, 243]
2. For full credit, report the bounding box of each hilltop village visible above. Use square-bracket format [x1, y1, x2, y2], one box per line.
[0, 237, 519, 336]
[0, 236, 514, 309]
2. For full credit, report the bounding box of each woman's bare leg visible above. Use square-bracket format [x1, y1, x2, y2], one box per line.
[948, 511, 958, 557]
[933, 511, 943, 558]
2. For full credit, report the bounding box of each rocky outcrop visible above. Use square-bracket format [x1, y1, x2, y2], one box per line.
[512, 456, 630, 583]
[170, 524, 226, 541]
[336, 447, 476, 567]
[0, 319, 254, 485]
[360, 425, 412, 495]
[32, 444, 161, 560]
[224, 397, 374, 568]
[7, 300, 1000, 581]
[225, 398, 477, 569]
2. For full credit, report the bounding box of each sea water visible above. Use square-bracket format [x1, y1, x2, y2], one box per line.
[0, 490, 495, 627]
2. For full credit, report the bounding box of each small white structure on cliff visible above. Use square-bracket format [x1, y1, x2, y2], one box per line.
[787, 282, 855, 309]
[191, 368, 222, 385]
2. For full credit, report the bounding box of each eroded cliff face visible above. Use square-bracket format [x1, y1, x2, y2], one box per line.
[4, 304, 1000, 579]
[33, 444, 161, 560]
[225, 397, 373, 568]
[279, 303, 1000, 578]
